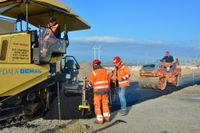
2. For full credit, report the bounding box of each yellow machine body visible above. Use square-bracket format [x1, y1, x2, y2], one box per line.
[0, 32, 31, 64]
[0, 0, 91, 122]
[0, 64, 49, 96]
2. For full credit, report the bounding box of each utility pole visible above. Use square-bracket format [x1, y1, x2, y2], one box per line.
[93, 45, 97, 59]
[93, 45, 101, 60]
[98, 45, 101, 60]
[145, 52, 148, 64]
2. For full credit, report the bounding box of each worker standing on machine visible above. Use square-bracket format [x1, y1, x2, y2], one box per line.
[88, 59, 111, 124]
[111, 56, 131, 116]
[41, 16, 61, 57]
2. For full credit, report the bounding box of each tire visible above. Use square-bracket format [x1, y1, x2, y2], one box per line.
[159, 78, 167, 90]
[175, 75, 180, 87]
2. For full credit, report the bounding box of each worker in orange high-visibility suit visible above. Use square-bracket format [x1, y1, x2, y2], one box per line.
[111, 56, 131, 116]
[88, 59, 111, 124]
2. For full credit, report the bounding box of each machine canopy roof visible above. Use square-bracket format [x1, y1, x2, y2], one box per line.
[0, 0, 90, 31]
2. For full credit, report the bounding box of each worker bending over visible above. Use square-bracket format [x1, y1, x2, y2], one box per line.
[88, 59, 111, 124]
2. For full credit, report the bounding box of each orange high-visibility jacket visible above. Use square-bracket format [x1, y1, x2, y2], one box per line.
[49, 24, 59, 34]
[89, 68, 110, 94]
[111, 61, 131, 87]
[42, 24, 60, 48]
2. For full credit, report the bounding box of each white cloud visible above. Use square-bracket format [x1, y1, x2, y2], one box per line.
[71, 36, 136, 44]
[70, 35, 197, 47]
[70, 35, 173, 45]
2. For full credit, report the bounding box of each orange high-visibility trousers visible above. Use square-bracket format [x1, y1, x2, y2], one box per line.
[94, 93, 110, 122]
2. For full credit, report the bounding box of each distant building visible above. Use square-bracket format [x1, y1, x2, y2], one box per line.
[0, 16, 16, 34]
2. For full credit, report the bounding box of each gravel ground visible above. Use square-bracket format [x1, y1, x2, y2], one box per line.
[1, 119, 93, 133]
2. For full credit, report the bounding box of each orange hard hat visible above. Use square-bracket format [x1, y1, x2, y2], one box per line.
[113, 56, 121, 64]
[92, 59, 101, 66]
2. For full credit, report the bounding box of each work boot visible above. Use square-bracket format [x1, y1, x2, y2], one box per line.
[104, 117, 110, 122]
[120, 110, 127, 116]
[95, 120, 104, 124]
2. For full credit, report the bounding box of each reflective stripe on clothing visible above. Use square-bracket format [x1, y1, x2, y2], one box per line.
[96, 115, 103, 121]
[125, 74, 130, 78]
[122, 74, 129, 80]
[103, 112, 110, 117]
[92, 71, 96, 76]
[93, 80, 109, 92]
[94, 85, 109, 89]
[94, 80, 108, 85]
[119, 80, 129, 85]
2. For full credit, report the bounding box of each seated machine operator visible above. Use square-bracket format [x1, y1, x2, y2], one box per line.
[160, 51, 175, 71]
[161, 51, 174, 63]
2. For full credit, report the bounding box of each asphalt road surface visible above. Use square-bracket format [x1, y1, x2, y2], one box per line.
[113, 74, 200, 109]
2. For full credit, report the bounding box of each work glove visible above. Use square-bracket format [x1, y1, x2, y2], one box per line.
[85, 83, 93, 91]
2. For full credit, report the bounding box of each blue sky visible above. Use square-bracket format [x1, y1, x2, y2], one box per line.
[61, 0, 200, 64]
[64, 0, 200, 42]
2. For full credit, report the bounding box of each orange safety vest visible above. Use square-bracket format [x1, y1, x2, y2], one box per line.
[89, 68, 110, 93]
[112, 61, 131, 87]
[43, 24, 59, 38]
[49, 24, 59, 34]
[42, 24, 59, 48]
